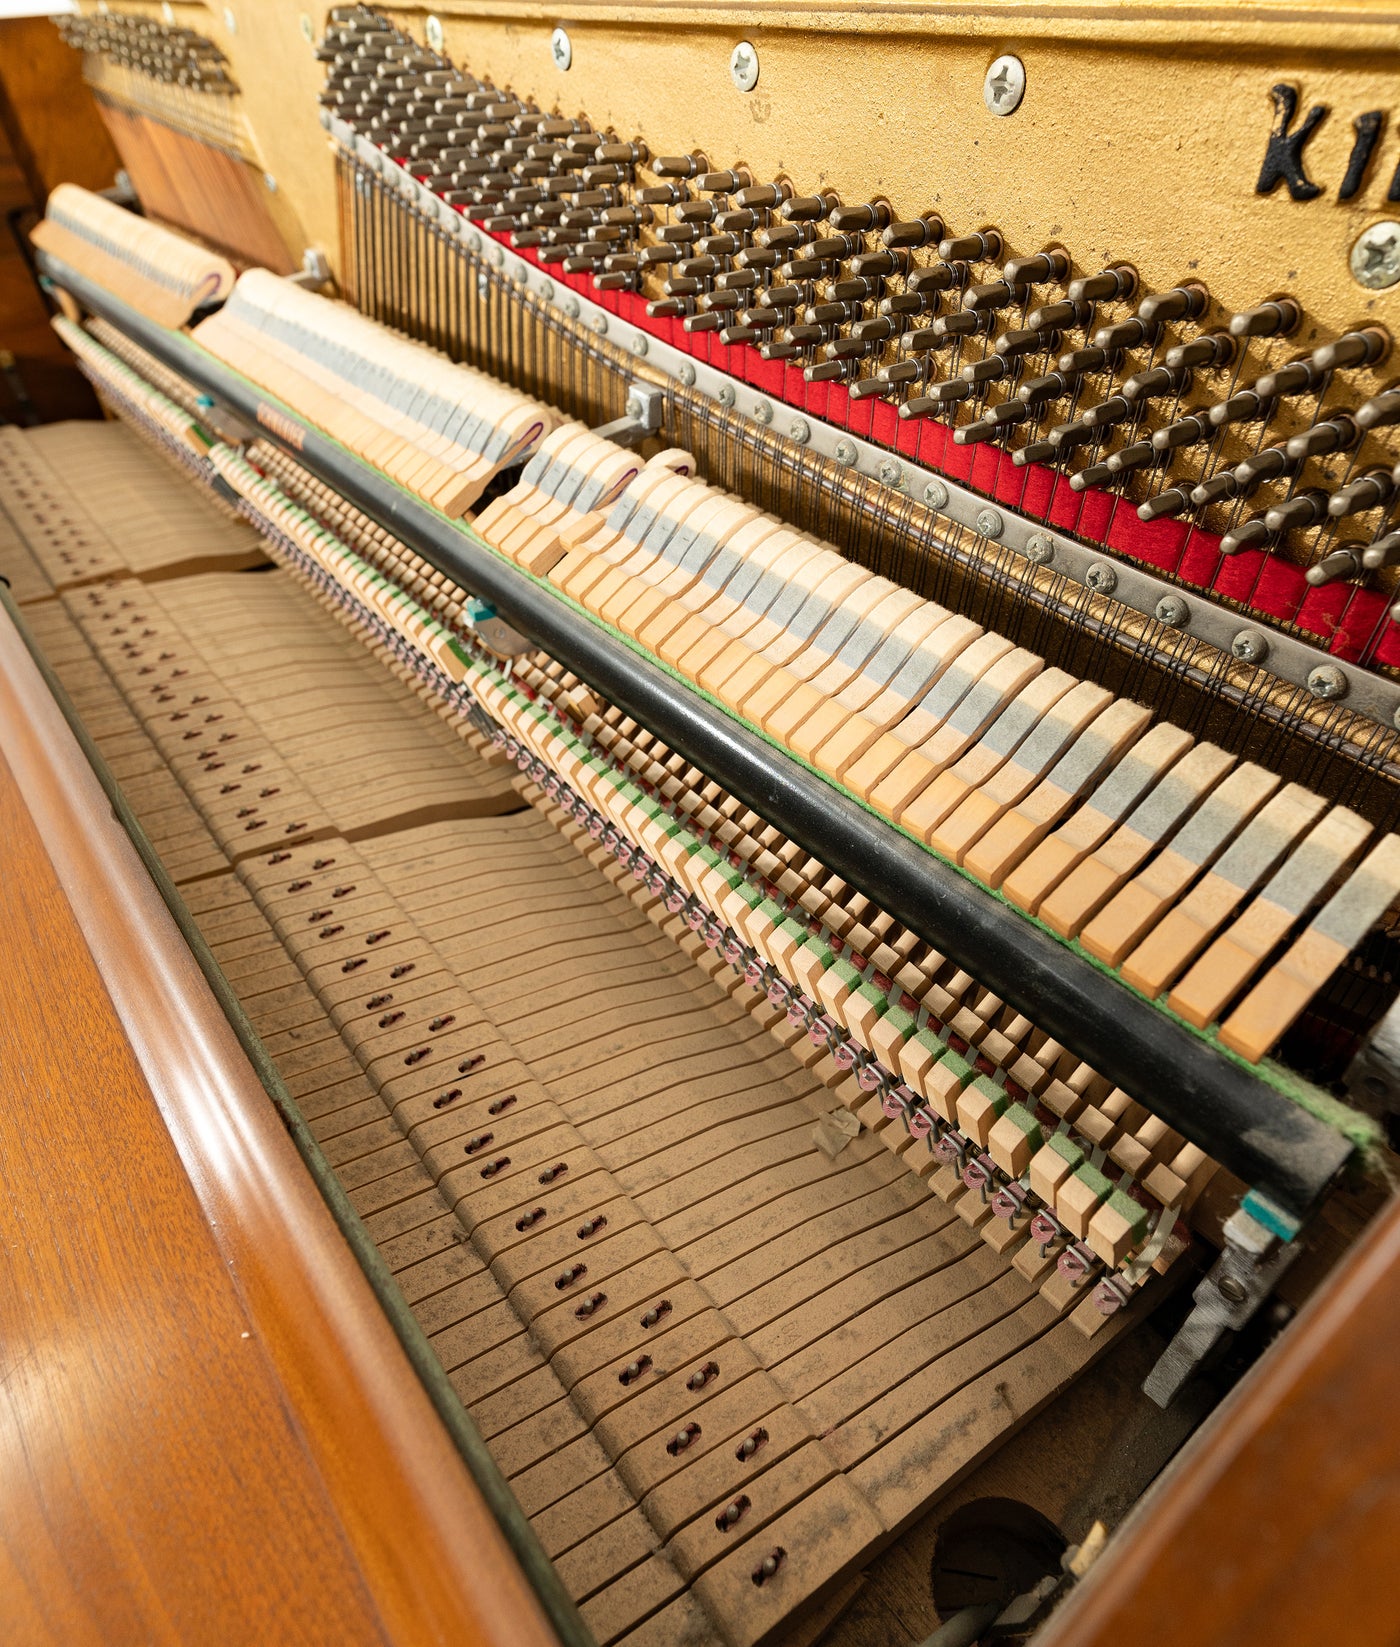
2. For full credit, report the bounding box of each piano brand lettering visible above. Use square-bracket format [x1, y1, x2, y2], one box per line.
[1257, 81, 1400, 202]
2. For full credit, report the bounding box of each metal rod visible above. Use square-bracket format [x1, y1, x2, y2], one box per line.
[42, 253, 1357, 1223]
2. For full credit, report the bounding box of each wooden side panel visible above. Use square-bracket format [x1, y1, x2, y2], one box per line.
[0, 16, 118, 203]
[1036, 1190, 1400, 1647]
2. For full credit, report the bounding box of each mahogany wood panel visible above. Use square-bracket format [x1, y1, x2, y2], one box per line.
[0, 603, 559, 1647]
[1036, 1190, 1400, 1647]
[0, 20, 108, 422]
[0, 17, 118, 203]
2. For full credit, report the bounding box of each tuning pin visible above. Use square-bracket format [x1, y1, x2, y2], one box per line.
[1070, 462, 1114, 493]
[877, 357, 931, 389]
[1310, 328, 1389, 372]
[1330, 469, 1396, 518]
[1105, 441, 1156, 477]
[1305, 544, 1365, 586]
[883, 215, 943, 250]
[955, 408, 1025, 446]
[1219, 515, 1274, 555]
[1228, 298, 1300, 338]
[1285, 415, 1360, 462]
[1190, 472, 1240, 509]
[1263, 488, 1331, 534]
[1356, 388, 1400, 430]
[781, 194, 835, 222]
[805, 357, 862, 383]
[928, 311, 992, 343]
[653, 154, 705, 178]
[733, 181, 788, 210]
[695, 168, 749, 193]
[907, 264, 962, 299]
[1208, 388, 1272, 428]
[1151, 413, 1213, 452]
[995, 326, 1060, 358]
[1123, 365, 1191, 403]
[1232, 446, 1297, 496]
[1046, 420, 1095, 454]
[1164, 332, 1236, 371]
[1081, 395, 1132, 430]
[1057, 346, 1109, 375]
[1017, 372, 1077, 408]
[754, 221, 816, 252]
[1004, 251, 1070, 286]
[1092, 318, 1159, 352]
[1060, 265, 1133, 309]
[1025, 298, 1092, 332]
[1137, 487, 1193, 522]
[829, 202, 890, 232]
[638, 181, 689, 206]
[939, 230, 1001, 263]
[963, 280, 1015, 312]
[1363, 529, 1400, 570]
[900, 380, 973, 417]
[961, 355, 1010, 386]
[1136, 284, 1208, 324]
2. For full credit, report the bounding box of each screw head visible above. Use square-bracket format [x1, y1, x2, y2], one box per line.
[466, 230, 482, 253]
[1308, 664, 1348, 701]
[878, 458, 903, 487]
[983, 54, 1025, 116]
[1218, 1275, 1249, 1305]
[631, 332, 648, 356]
[591, 312, 608, 336]
[834, 438, 858, 467]
[1023, 531, 1055, 565]
[625, 392, 646, 421]
[678, 361, 697, 387]
[730, 40, 759, 93]
[550, 26, 572, 70]
[923, 478, 949, 510]
[537, 277, 554, 301]
[562, 295, 580, 319]
[1351, 221, 1400, 290]
[490, 243, 505, 267]
[788, 415, 811, 445]
[1155, 594, 1190, 628]
[717, 382, 736, 407]
[1230, 628, 1267, 664]
[1085, 560, 1118, 595]
[976, 506, 1005, 539]
[425, 13, 444, 52]
[752, 398, 773, 425]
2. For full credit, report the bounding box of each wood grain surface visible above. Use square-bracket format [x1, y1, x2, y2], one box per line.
[1036, 1188, 1400, 1647]
[0, 602, 559, 1647]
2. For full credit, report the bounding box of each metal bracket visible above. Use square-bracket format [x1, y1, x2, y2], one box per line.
[593, 381, 664, 448]
[1344, 991, 1400, 1117]
[1142, 1207, 1302, 1407]
[464, 595, 534, 659]
[287, 248, 332, 290]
